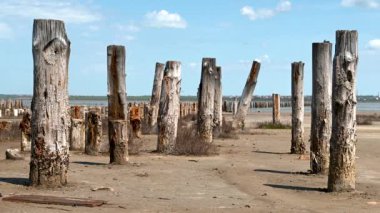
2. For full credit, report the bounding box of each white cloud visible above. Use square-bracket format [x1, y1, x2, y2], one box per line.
[367, 39, 380, 49]
[276, 0, 292, 12]
[241, 0, 292, 21]
[0, 0, 101, 24]
[341, 0, 379, 8]
[145, 10, 187, 29]
[0, 23, 13, 39]
[114, 23, 140, 32]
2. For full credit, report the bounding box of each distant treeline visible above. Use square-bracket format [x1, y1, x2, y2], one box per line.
[1, 94, 379, 102]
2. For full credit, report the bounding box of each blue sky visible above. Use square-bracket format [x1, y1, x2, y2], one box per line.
[0, 0, 379, 96]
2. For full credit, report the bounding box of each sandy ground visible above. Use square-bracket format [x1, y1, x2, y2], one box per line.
[0, 112, 379, 212]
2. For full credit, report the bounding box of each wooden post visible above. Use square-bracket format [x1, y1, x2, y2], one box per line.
[157, 61, 181, 153]
[85, 111, 102, 156]
[233, 61, 261, 129]
[148, 62, 165, 132]
[290, 62, 306, 154]
[213, 66, 223, 136]
[69, 118, 85, 151]
[198, 58, 216, 143]
[20, 112, 31, 151]
[328, 30, 358, 192]
[311, 41, 332, 174]
[29, 19, 70, 187]
[232, 98, 238, 115]
[272, 94, 280, 124]
[107, 45, 128, 164]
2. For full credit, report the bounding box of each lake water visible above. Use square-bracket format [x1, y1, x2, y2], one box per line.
[21, 99, 380, 113]
[250, 102, 380, 113]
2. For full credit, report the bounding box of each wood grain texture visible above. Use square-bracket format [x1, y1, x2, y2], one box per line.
[107, 45, 128, 164]
[198, 58, 216, 143]
[290, 62, 306, 154]
[30, 19, 70, 187]
[148, 63, 165, 131]
[310, 41, 332, 174]
[328, 30, 358, 192]
[233, 61, 261, 129]
[157, 61, 181, 153]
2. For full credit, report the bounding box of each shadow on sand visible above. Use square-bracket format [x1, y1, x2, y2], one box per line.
[253, 150, 289, 155]
[72, 161, 107, 166]
[254, 169, 311, 175]
[0, 177, 29, 186]
[264, 183, 326, 192]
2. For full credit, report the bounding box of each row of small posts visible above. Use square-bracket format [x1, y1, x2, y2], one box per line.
[0, 99, 26, 118]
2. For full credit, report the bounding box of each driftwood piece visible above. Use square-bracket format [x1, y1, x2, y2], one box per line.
[290, 62, 306, 154]
[30, 19, 70, 187]
[310, 41, 332, 174]
[6, 149, 24, 160]
[2, 195, 106, 207]
[328, 30, 358, 192]
[107, 45, 128, 164]
[197, 58, 216, 143]
[157, 61, 181, 153]
[233, 61, 261, 129]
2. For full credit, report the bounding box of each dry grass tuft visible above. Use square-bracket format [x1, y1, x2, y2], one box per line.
[256, 122, 292, 129]
[356, 114, 380, 125]
[217, 118, 239, 139]
[174, 125, 218, 156]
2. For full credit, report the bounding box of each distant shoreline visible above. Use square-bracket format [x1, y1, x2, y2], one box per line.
[1, 94, 380, 103]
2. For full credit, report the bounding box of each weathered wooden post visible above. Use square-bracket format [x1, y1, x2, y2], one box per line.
[311, 41, 332, 174]
[20, 112, 31, 151]
[198, 58, 216, 143]
[272, 94, 281, 124]
[69, 119, 85, 151]
[233, 61, 261, 129]
[157, 61, 181, 153]
[328, 30, 358, 192]
[213, 66, 223, 136]
[107, 45, 128, 164]
[232, 98, 238, 115]
[69, 106, 85, 151]
[290, 62, 306, 154]
[85, 111, 102, 155]
[30, 19, 70, 187]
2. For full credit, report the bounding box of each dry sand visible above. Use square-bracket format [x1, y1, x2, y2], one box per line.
[0, 112, 379, 212]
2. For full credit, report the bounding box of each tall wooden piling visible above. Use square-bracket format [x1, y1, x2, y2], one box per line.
[311, 41, 332, 174]
[328, 30, 358, 192]
[213, 66, 223, 136]
[85, 111, 102, 156]
[29, 19, 70, 187]
[290, 62, 306, 154]
[233, 61, 261, 129]
[157, 61, 181, 153]
[272, 94, 281, 124]
[148, 63, 165, 131]
[198, 58, 216, 143]
[107, 45, 128, 164]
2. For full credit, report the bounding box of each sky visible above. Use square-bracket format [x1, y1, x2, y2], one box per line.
[0, 0, 379, 96]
